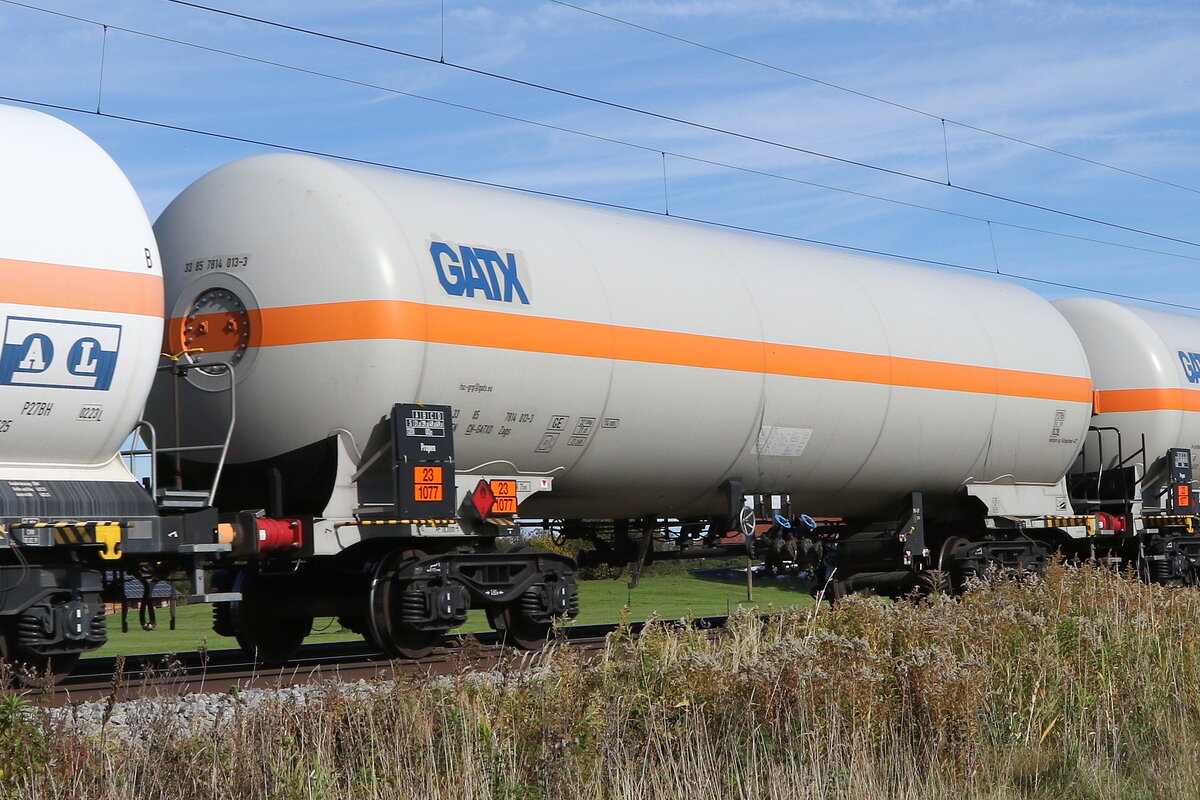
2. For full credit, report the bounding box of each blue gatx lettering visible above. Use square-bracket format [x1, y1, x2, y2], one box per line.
[1179, 351, 1200, 384]
[430, 242, 530, 304]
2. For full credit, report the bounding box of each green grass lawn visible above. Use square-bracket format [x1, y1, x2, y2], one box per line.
[89, 570, 814, 659]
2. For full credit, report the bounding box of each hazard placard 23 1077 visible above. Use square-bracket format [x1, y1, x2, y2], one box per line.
[490, 479, 518, 514]
[414, 466, 444, 501]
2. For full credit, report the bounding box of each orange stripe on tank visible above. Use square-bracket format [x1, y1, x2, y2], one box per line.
[0, 258, 163, 318]
[167, 299, 1092, 403]
[1093, 388, 1200, 414]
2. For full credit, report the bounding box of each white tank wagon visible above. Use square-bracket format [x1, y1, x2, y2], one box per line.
[151, 153, 1092, 521]
[0, 105, 165, 669]
[0, 106, 162, 487]
[145, 152, 1101, 626]
[1055, 298, 1200, 585]
[1056, 298, 1200, 472]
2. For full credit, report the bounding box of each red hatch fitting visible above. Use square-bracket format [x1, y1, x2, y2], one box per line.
[256, 518, 303, 554]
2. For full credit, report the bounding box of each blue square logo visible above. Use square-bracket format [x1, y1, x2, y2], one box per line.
[0, 317, 122, 391]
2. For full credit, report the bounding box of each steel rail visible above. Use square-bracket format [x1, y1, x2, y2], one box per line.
[32, 616, 730, 706]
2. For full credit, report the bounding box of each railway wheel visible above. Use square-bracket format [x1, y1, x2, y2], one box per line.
[0, 620, 79, 688]
[367, 548, 442, 659]
[228, 568, 313, 665]
[827, 578, 875, 602]
[487, 546, 554, 649]
[937, 536, 972, 594]
[0, 623, 23, 687]
[486, 602, 551, 650]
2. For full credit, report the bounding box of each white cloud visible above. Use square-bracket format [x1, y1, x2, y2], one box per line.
[5, 0, 1199, 307]
[575, 0, 1196, 25]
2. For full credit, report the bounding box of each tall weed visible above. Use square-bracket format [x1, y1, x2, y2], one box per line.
[10, 561, 1200, 799]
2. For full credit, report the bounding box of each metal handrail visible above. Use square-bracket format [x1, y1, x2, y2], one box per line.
[121, 359, 238, 509]
[1076, 427, 1149, 510]
[125, 419, 158, 501]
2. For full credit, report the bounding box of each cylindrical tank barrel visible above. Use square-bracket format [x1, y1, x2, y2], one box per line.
[1055, 297, 1200, 472]
[151, 154, 1092, 519]
[0, 104, 162, 487]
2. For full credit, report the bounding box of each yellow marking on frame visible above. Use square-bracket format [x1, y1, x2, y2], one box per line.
[95, 524, 122, 560]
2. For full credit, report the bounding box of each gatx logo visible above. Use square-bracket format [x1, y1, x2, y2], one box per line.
[430, 241, 530, 304]
[0, 317, 121, 390]
[1179, 351, 1200, 385]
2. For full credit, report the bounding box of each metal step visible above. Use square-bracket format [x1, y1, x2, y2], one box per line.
[158, 490, 210, 509]
[189, 592, 242, 603]
[179, 543, 232, 554]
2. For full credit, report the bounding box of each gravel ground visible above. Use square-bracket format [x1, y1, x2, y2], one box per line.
[32, 681, 375, 740]
[31, 670, 516, 741]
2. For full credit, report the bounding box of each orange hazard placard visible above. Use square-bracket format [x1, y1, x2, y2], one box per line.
[490, 480, 518, 515]
[414, 466, 443, 484]
[413, 466, 444, 502]
[414, 483, 444, 502]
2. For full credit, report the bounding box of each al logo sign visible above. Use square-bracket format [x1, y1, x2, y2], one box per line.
[0, 317, 121, 390]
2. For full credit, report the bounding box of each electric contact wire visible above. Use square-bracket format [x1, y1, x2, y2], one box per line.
[157, 0, 1200, 251]
[4, 92, 1197, 314]
[7, 0, 1194, 265]
[548, 0, 1200, 197]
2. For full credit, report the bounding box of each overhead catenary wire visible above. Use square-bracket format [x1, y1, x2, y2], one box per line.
[95, 23, 107, 113]
[547, 0, 1200, 196]
[8, 0, 1195, 265]
[155, 0, 1200, 251]
[4, 91, 1198, 314]
[4, 3, 1198, 304]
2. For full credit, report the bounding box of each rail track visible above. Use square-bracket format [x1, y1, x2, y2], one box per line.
[32, 616, 730, 706]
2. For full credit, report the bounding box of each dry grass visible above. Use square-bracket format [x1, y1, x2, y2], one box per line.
[7, 560, 1200, 799]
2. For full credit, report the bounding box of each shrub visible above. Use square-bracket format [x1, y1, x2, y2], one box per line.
[14, 561, 1200, 799]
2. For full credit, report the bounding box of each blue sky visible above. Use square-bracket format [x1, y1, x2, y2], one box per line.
[3, 0, 1200, 309]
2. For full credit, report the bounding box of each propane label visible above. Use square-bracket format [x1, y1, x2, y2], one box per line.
[752, 426, 814, 457]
